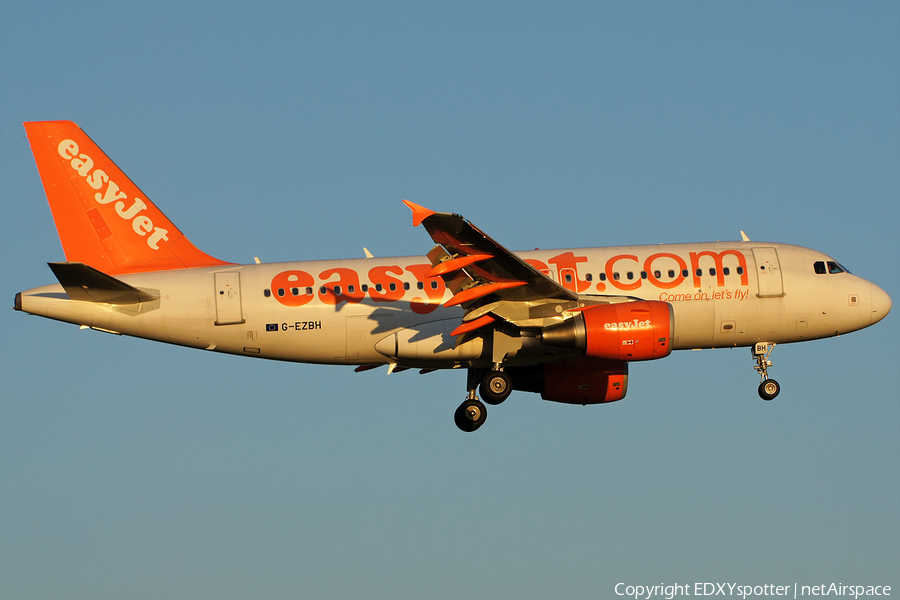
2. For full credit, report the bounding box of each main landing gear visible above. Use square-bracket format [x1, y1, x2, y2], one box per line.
[753, 342, 780, 401]
[454, 396, 487, 433]
[454, 366, 513, 432]
[480, 368, 512, 405]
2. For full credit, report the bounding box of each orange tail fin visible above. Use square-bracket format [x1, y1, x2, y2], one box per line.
[24, 121, 233, 274]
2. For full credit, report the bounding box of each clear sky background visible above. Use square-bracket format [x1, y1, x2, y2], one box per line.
[1, 2, 898, 599]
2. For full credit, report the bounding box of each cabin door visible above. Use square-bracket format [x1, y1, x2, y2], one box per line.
[752, 247, 785, 298]
[215, 272, 245, 325]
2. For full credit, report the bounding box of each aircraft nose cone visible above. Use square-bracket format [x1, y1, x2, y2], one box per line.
[871, 283, 892, 325]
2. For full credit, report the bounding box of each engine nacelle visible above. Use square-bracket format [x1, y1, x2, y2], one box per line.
[508, 358, 628, 404]
[542, 300, 674, 361]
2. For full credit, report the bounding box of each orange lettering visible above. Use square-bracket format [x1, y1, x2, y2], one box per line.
[644, 253, 687, 290]
[368, 265, 404, 303]
[689, 250, 748, 287]
[405, 264, 446, 314]
[548, 252, 591, 293]
[271, 270, 315, 307]
[605, 254, 641, 291]
[319, 268, 364, 305]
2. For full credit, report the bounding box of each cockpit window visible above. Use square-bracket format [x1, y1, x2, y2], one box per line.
[827, 261, 846, 274]
[815, 260, 852, 275]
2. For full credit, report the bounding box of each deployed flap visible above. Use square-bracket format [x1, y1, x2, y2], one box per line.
[48, 262, 159, 304]
[403, 200, 577, 307]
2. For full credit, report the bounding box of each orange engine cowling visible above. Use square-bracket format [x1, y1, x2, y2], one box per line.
[508, 358, 628, 404]
[542, 300, 674, 361]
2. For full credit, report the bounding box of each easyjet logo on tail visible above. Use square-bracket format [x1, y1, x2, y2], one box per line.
[57, 139, 169, 250]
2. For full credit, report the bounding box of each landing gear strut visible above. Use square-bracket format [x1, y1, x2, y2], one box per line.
[753, 342, 780, 401]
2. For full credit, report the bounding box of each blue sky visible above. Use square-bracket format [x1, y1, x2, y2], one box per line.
[1, 2, 898, 599]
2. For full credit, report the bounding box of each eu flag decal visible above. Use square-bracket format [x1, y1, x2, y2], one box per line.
[266, 323, 279, 332]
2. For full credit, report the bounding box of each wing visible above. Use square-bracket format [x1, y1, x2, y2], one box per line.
[403, 200, 578, 308]
[403, 201, 642, 341]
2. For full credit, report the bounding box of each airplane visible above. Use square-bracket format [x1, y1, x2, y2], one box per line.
[13, 121, 892, 432]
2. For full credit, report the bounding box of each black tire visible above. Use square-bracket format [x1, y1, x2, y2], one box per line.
[454, 399, 487, 432]
[758, 379, 780, 401]
[480, 371, 513, 405]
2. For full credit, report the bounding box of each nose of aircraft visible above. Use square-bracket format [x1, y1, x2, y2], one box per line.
[870, 283, 892, 325]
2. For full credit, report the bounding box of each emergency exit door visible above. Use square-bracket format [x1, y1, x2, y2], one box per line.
[215, 272, 244, 325]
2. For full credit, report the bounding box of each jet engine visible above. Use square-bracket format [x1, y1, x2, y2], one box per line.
[541, 300, 674, 361]
[507, 358, 628, 404]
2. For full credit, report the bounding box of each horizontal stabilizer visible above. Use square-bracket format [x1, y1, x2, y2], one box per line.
[48, 262, 158, 304]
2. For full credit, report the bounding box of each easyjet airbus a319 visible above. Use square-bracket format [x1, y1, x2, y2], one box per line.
[14, 121, 892, 431]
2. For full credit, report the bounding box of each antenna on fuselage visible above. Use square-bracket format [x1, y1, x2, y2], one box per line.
[740, 231, 750, 242]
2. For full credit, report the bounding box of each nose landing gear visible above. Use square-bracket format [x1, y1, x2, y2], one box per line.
[753, 342, 780, 401]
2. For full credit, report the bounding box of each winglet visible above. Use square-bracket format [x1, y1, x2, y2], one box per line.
[402, 200, 436, 227]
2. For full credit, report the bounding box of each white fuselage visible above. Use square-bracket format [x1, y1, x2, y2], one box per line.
[18, 241, 891, 368]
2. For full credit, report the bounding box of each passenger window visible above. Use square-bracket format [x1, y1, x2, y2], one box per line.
[291, 287, 299, 296]
[585, 273, 592, 281]
[682, 269, 689, 277]
[599, 273, 607, 281]
[814, 261, 826, 274]
[695, 269, 703, 277]
[709, 268, 716, 276]
[430, 281, 438, 289]
[389, 283, 397, 291]
[417, 282, 424, 290]
[403, 282, 410, 290]
[319, 286, 327, 295]
[737, 267, 744, 275]
[264, 289, 271, 297]
[306, 287, 313, 295]
[565, 274, 573, 283]
[723, 267, 730, 276]
[613, 272, 620, 281]
[334, 286, 342, 295]
[278, 288, 285, 297]
[361, 284, 369, 293]
[654, 270, 661, 279]
[348, 285, 355, 294]
[640, 271, 647, 279]
[668, 270, 675, 278]
[375, 284, 383, 292]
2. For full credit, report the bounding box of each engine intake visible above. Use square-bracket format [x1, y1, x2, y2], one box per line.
[542, 300, 674, 361]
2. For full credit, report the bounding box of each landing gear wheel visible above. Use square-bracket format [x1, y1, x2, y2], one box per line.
[480, 370, 512, 405]
[454, 399, 487, 432]
[758, 379, 780, 401]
